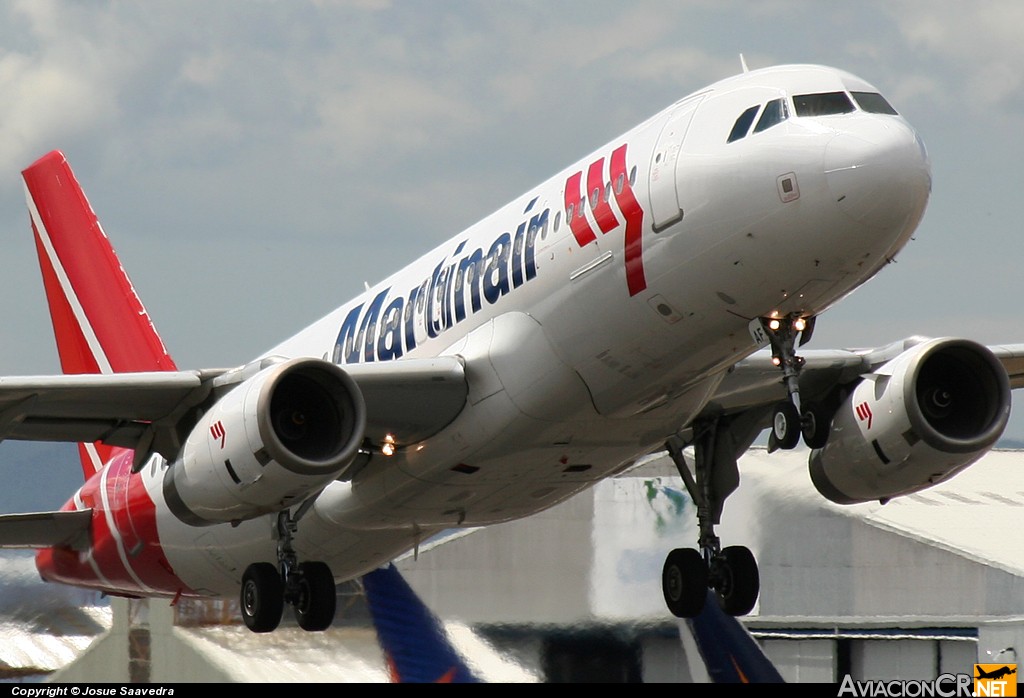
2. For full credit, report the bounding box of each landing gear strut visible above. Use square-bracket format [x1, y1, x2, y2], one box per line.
[760, 315, 830, 450]
[661, 416, 761, 618]
[240, 508, 337, 633]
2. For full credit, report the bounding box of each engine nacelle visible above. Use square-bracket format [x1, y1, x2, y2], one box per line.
[809, 338, 1010, 504]
[164, 358, 366, 525]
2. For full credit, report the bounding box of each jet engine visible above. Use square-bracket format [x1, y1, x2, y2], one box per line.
[808, 338, 1010, 504]
[163, 358, 366, 525]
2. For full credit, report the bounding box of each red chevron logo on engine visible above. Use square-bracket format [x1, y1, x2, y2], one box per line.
[855, 402, 873, 429]
[210, 420, 226, 449]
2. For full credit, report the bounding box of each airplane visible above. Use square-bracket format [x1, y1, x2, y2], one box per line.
[975, 666, 1017, 681]
[2, 62, 1023, 636]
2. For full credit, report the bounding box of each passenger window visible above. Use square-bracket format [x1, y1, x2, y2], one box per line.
[727, 105, 760, 143]
[793, 92, 855, 117]
[753, 98, 788, 133]
[851, 91, 899, 115]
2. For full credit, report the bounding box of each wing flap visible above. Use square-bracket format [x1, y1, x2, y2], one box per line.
[0, 509, 92, 550]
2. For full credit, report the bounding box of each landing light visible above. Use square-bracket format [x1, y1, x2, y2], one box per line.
[768, 319, 782, 331]
[381, 433, 396, 457]
[793, 318, 807, 332]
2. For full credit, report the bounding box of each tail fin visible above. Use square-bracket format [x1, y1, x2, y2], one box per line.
[687, 590, 785, 683]
[22, 151, 177, 477]
[362, 565, 482, 683]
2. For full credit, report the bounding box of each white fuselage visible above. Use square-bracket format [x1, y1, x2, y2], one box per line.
[49, 65, 932, 597]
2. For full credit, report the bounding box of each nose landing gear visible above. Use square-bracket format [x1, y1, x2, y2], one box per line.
[760, 315, 832, 451]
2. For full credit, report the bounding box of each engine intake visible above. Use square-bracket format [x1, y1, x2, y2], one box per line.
[164, 358, 366, 525]
[809, 338, 1010, 504]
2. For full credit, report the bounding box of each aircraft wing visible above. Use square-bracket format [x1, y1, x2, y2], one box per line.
[0, 370, 218, 448]
[0, 356, 468, 458]
[705, 339, 1024, 418]
[0, 510, 92, 550]
[990, 344, 1024, 387]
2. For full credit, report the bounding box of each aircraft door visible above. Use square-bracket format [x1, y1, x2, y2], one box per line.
[648, 94, 705, 231]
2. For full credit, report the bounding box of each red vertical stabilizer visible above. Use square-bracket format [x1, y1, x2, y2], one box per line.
[22, 151, 177, 478]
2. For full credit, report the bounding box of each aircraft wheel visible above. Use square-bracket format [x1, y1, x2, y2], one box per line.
[771, 401, 801, 450]
[241, 562, 284, 633]
[662, 548, 708, 618]
[294, 561, 337, 632]
[801, 401, 831, 449]
[714, 545, 759, 616]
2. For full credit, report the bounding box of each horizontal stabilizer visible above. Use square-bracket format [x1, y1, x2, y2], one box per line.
[0, 509, 91, 551]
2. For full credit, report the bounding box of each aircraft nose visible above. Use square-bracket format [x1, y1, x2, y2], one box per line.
[824, 119, 931, 233]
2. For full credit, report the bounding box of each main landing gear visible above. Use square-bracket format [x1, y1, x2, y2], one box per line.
[660, 315, 833, 619]
[661, 416, 762, 618]
[240, 509, 337, 633]
[760, 315, 830, 451]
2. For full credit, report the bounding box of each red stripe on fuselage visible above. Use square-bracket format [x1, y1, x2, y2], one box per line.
[610, 144, 647, 296]
[587, 157, 619, 234]
[564, 170, 597, 247]
[36, 449, 192, 598]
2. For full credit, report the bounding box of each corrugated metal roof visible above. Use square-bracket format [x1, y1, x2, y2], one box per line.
[736, 447, 1024, 576]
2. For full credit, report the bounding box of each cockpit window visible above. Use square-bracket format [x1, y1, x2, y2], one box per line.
[851, 91, 899, 115]
[793, 92, 855, 117]
[727, 105, 759, 143]
[753, 98, 789, 133]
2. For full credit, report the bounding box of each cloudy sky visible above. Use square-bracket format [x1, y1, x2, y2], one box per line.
[1, 1, 1023, 434]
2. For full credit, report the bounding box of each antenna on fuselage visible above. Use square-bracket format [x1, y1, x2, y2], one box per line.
[739, 53, 750, 73]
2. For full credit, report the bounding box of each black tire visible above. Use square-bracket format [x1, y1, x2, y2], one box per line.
[662, 548, 708, 618]
[801, 401, 831, 449]
[294, 561, 337, 632]
[240, 562, 284, 633]
[771, 401, 801, 450]
[715, 545, 759, 616]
